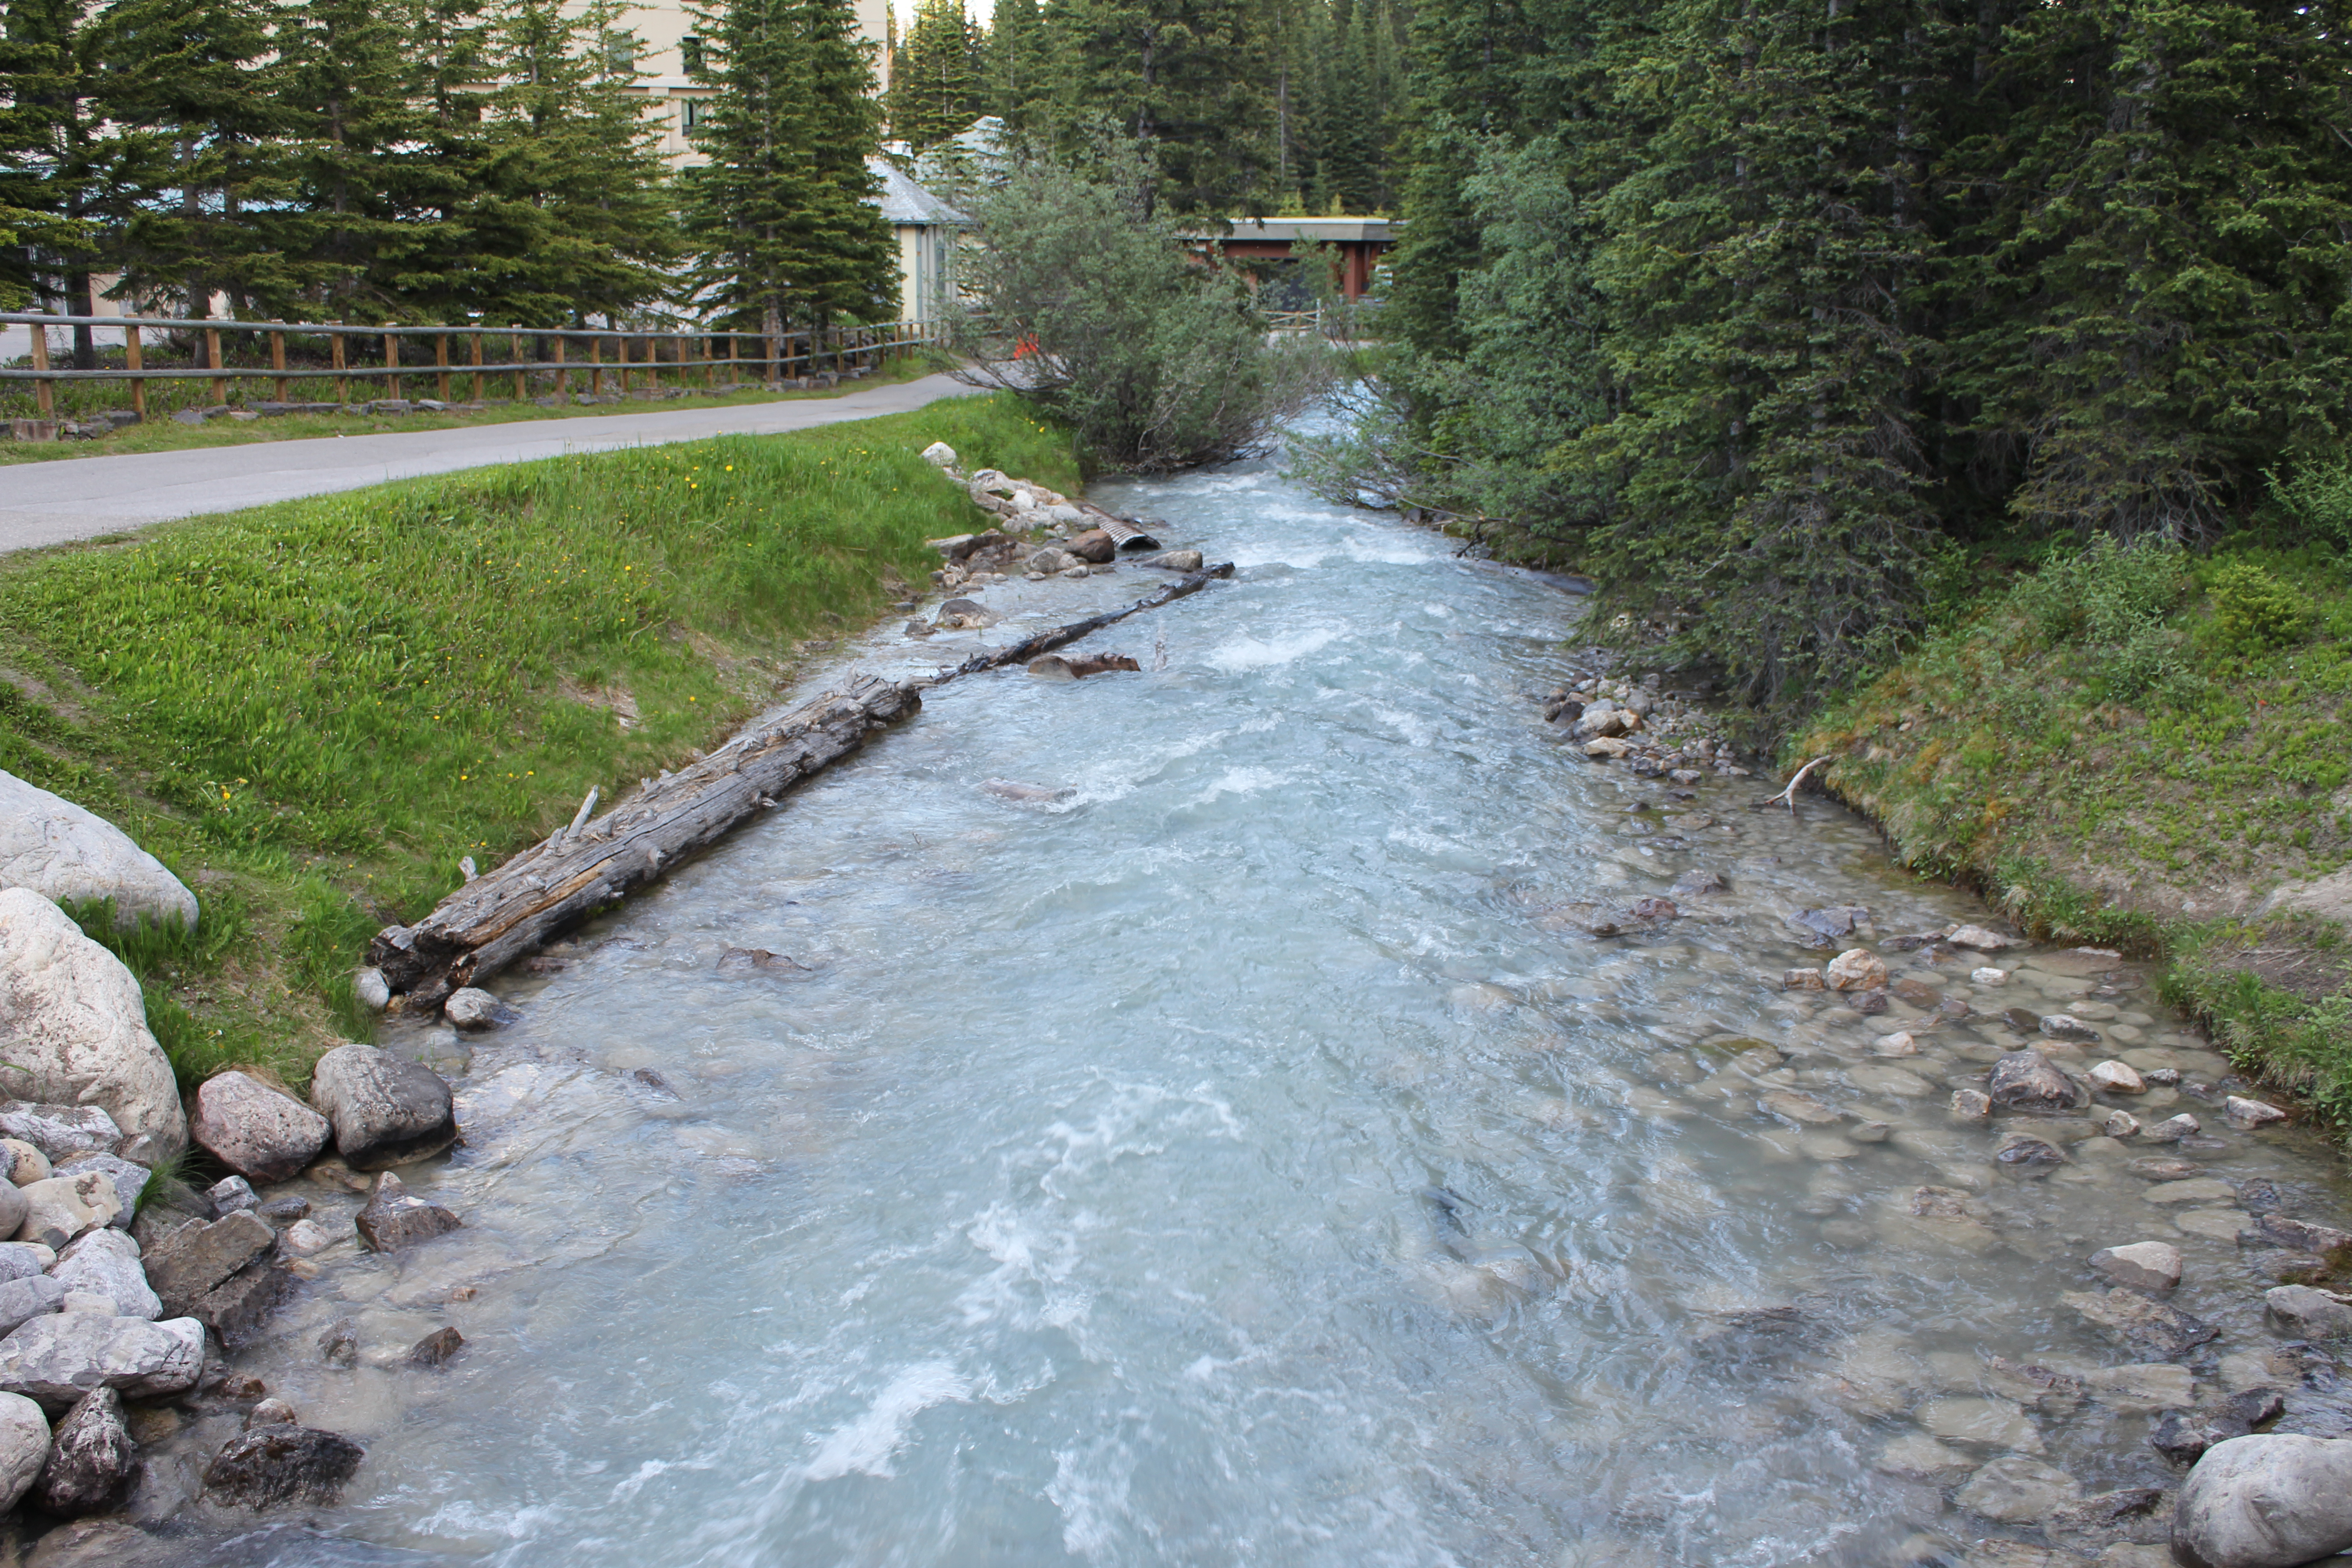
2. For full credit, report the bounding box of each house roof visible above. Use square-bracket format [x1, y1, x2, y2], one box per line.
[866, 158, 971, 228]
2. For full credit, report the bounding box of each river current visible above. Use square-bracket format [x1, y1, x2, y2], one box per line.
[169, 443, 2350, 1567]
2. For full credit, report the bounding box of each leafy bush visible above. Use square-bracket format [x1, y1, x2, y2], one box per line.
[2270, 459, 2352, 552]
[2007, 534, 2186, 698]
[949, 137, 1333, 471]
[2208, 560, 2311, 651]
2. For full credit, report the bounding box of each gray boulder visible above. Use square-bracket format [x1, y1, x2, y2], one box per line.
[354, 1171, 461, 1253]
[2264, 1284, 2352, 1340]
[0, 891, 186, 1163]
[32, 1387, 136, 1517]
[307, 1044, 457, 1170]
[1989, 1049, 2092, 1114]
[1957, 1453, 2081, 1523]
[2172, 1433, 2352, 1568]
[0, 1312, 203, 1411]
[190, 1072, 329, 1185]
[0, 770, 197, 932]
[0, 1103, 118, 1163]
[203, 1425, 366, 1509]
[2063, 1288, 2219, 1358]
[442, 987, 517, 1031]
[0, 1245, 44, 1284]
[16, 1170, 121, 1250]
[0, 1275, 64, 1335]
[138, 1210, 271, 1313]
[51, 1153, 145, 1226]
[0, 1183, 26, 1242]
[50, 1230, 157, 1319]
[0, 1390, 48, 1511]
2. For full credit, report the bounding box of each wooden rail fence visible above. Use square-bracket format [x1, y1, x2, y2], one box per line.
[1, 313, 948, 422]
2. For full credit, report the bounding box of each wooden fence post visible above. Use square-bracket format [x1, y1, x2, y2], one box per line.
[589, 335, 602, 397]
[383, 326, 400, 402]
[125, 323, 144, 421]
[469, 333, 483, 404]
[331, 328, 346, 406]
[554, 335, 567, 397]
[28, 323, 51, 418]
[206, 327, 225, 406]
[511, 328, 524, 402]
[729, 335, 740, 387]
[435, 333, 451, 402]
[617, 334, 630, 398]
[270, 323, 288, 402]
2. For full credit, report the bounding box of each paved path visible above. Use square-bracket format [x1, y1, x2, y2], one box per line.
[0, 372, 984, 553]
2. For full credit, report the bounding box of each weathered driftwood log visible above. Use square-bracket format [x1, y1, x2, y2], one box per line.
[368, 673, 921, 1010]
[368, 564, 1234, 1013]
[938, 563, 1232, 681]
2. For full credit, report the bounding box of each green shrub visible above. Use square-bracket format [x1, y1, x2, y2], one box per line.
[2208, 560, 2311, 650]
[949, 136, 1333, 471]
[2270, 459, 2352, 552]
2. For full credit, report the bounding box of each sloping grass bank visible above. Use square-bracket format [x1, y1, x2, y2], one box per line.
[0, 392, 1075, 1092]
[1788, 538, 2352, 1126]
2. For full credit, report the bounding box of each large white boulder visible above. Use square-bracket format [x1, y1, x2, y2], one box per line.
[0, 772, 195, 933]
[0, 889, 186, 1164]
[2173, 1433, 2352, 1568]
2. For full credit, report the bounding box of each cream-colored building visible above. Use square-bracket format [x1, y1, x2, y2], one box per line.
[606, 0, 895, 167]
[867, 157, 968, 320]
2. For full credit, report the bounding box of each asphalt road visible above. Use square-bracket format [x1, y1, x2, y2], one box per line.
[0, 372, 985, 554]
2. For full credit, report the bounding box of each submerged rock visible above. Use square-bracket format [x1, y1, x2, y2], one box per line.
[2263, 1284, 2352, 1339]
[1823, 948, 1888, 990]
[443, 987, 518, 1031]
[2063, 1288, 2218, 1358]
[2090, 1241, 2182, 1292]
[354, 1171, 460, 1254]
[1989, 1050, 2091, 1114]
[203, 1424, 365, 1509]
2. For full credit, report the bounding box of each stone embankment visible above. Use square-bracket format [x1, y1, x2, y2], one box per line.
[0, 784, 469, 1559]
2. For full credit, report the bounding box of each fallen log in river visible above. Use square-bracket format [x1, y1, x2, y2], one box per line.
[367, 564, 1234, 1013]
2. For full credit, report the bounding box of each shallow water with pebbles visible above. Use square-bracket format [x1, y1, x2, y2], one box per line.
[142, 445, 2352, 1566]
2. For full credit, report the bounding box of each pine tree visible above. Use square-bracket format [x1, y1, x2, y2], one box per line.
[682, 0, 896, 354]
[0, 0, 114, 351]
[982, 0, 1053, 134]
[889, 0, 980, 150]
[1045, 0, 1275, 214]
[1951, 0, 2352, 545]
[270, 0, 436, 318]
[103, 0, 299, 322]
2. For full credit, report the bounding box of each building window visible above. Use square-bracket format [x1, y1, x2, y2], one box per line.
[602, 32, 636, 74]
[681, 98, 706, 130]
[681, 35, 704, 75]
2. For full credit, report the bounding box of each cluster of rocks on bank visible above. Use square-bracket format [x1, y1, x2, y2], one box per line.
[1536, 673, 1759, 780]
[910, 443, 1203, 619]
[0, 768, 471, 1552]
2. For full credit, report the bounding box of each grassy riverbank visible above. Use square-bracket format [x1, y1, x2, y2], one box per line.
[1787, 536, 2352, 1127]
[0, 392, 1074, 1091]
[0, 355, 938, 466]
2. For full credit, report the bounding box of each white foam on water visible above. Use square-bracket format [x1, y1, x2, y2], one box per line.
[799, 1360, 974, 1482]
[1203, 626, 1339, 671]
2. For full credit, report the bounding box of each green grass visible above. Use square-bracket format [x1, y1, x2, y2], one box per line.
[0, 391, 1078, 1092]
[1790, 538, 2352, 1128]
[0, 352, 941, 465]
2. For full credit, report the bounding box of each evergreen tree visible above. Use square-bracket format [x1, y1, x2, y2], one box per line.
[682, 0, 896, 353]
[0, 0, 114, 347]
[889, 0, 980, 150]
[1045, 0, 1274, 214]
[103, 0, 299, 321]
[1951, 0, 2352, 545]
[982, 0, 1053, 134]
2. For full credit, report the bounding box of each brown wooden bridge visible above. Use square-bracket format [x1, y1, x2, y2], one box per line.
[1192, 217, 1397, 300]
